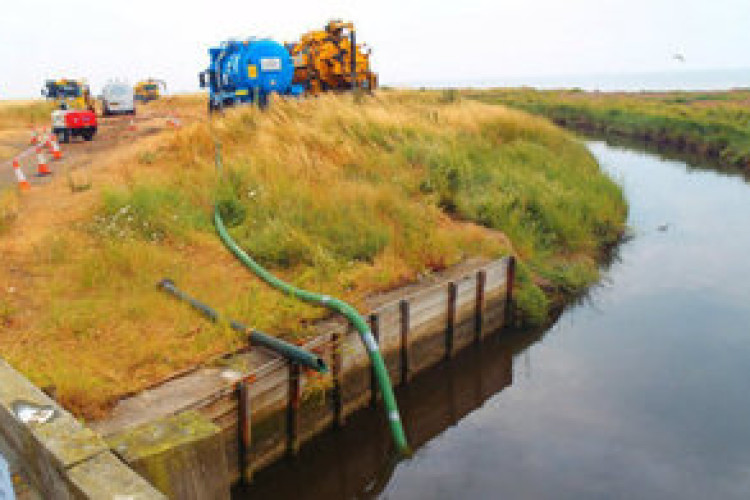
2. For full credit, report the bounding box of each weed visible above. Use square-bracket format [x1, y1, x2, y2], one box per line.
[217, 198, 247, 228]
[91, 185, 209, 242]
[67, 166, 92, 193]
[137, 151, 158, 165]
[0, 298, 16, 327]
[0, 188, 18, 234]
[439, 88, 461, 104]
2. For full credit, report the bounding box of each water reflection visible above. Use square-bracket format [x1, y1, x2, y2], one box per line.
[580, 131, 750, 185]
[236, 141, 750, 499]
[235, 326, 547, 500]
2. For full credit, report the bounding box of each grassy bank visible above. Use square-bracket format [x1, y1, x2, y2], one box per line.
[469, 88, 750, 170]
[0, 100, 56, 131]
[0, 92, 625, 418]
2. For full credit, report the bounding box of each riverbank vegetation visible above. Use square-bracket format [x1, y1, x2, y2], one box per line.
[469, 88, 750, 171]
[0, 92, 626, 418]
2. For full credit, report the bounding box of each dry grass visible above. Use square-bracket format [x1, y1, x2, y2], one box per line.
[0, 91, 625, 419]
[0, 188, 18, 233]
[0, 100, 56, 131]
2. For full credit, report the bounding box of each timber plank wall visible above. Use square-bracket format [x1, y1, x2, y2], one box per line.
[96, 256, 515, 490]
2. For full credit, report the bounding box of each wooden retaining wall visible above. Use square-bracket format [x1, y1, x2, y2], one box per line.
[198, 257, 515, 483]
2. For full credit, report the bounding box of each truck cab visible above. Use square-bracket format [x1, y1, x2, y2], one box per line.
[42, 79, 95, 111]
[135, 79, 166, 102]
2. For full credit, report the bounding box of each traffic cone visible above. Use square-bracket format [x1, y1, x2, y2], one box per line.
[49, 137, 63, 160]
[12, 158, 30, 191]
[167, 115, 181, 128]
[36, 147, 51, 176]
[30, 128, 40, 145]
[128, 119, 137, 132]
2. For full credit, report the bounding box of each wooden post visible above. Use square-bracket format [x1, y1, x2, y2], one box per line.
[475, 270, 486, 342]
[41, 385, 58, 402]
[399, 299, 410, 385]
[445, 281, 457, 359]
[331, 332, 345, 427]
[286, 363, 301, 457]
[237, 376, 253, 484]
[369, 313, 380, 407]
[505, 256, 516, 327]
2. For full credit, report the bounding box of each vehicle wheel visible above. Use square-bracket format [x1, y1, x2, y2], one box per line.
[208, 100, 221, 114]
[82, 129, 94, 141]
[57, 130, 70, 144]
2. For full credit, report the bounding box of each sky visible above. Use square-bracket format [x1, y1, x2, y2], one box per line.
[1, 0, 749, 99]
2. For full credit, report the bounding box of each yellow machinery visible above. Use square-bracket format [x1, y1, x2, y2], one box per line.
[287, 20, 377, 95]
[134, 79, 167, 103]
[42, 79, 95, 111]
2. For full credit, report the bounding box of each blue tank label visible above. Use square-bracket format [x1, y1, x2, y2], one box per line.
[260, 58, 281, 71]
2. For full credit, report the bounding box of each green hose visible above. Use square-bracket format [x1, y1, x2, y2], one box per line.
[213, 209, 409, 455]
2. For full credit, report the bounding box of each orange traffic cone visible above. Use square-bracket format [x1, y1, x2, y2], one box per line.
[12, 158, 30, 190]
[166, 115, 181, 128]
[36, 147, 51, 176]
[128, 119, 137, 132]
[49, 137, 63, 160]
[30, 128, 40, 145]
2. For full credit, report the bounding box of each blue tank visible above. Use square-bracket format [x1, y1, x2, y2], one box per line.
[199, 39, 304, 111]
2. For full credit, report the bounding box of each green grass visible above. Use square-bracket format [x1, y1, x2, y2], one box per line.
[469, 88, 750, 169]
[0, 92, 626, 418]
[99, 92, 626, 322]
[91, 185, 210, 243]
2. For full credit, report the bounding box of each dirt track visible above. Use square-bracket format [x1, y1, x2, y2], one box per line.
[0, 111, 175, 190]
[0, 106, 191, 298]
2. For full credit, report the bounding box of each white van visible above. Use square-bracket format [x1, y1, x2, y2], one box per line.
[101, 82, 135, 116]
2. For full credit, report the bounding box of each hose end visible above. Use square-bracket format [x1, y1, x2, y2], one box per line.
[157, 278, 175, 290]
[315, 358, 329, 374]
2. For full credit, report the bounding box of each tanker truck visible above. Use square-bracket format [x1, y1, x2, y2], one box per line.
[199, 39, 305, 112]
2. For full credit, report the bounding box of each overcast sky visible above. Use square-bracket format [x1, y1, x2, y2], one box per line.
[2, 0, 749, 98]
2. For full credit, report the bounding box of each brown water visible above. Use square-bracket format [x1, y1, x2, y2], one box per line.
[235, 141, 750, 499]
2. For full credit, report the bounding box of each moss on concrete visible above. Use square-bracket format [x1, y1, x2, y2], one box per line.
[107, 410, 229, 498]
[107, 410, 219, 460]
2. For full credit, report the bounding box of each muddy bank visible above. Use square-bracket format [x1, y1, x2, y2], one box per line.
[551, 115, 750, 174]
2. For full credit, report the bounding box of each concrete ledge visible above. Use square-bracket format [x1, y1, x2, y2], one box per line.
[108, 411, 229, 500]
[0, 359, 165, 499]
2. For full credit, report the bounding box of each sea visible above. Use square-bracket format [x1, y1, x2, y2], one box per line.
[389, 67, 750, 92]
